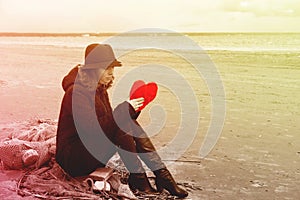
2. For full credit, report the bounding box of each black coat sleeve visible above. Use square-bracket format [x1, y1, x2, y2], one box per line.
[112, 101, 140, 132]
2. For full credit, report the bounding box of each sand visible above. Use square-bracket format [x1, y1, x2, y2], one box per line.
[0, 43, 299, 199]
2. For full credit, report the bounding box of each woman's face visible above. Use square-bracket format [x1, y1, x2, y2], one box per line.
[99, 67, 114, 87]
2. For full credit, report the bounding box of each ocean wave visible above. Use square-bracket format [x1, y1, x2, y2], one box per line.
[1, 41, 298, 53]
[202, 47, 300, 53]
[1, 34, 300, 53]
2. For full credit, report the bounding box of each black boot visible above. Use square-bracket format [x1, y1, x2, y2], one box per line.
[131, 122, 188, 197]
[115, 129, 155, 193]
[154, 168, 188, 198]
[128, 173, 155, 193]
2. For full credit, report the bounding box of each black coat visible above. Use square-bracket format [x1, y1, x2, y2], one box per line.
[56, 66, 137, 177]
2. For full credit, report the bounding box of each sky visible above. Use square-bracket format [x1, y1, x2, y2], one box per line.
[0, 0, 300, 32]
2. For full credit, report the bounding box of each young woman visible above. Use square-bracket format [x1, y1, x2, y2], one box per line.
[55, 43, 188, 198]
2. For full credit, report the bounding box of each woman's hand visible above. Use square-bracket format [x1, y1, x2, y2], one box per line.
[127, 97, 144, 111]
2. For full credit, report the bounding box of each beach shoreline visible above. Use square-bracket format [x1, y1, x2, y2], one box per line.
[0, 35, 299, 199]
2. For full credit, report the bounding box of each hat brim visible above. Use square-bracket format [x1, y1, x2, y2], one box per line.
[82, 59, 122, 70]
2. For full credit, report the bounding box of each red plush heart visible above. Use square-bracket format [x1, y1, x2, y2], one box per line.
[130, 80, 158, 111]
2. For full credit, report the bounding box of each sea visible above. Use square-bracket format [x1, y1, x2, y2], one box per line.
[0, 32, 300, 52]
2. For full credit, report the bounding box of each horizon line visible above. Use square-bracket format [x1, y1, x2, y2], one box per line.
[0, 31, 299, 37]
